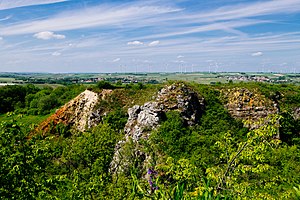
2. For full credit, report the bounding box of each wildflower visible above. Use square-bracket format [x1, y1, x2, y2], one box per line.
[147, 167, 158, 192]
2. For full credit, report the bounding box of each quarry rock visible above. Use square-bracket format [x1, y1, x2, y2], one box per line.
[110, 83, 204, 174]
[222, 88, 278, 129]
[124, 83, 204, 142]
[38, 89, 112, 134]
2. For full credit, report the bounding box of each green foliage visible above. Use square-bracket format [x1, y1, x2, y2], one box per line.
[0, 114, 56, 199]
[129, 173, 227, 200]
[150, 111, 189, 158]
[0, 84, 86, 115]
[48, 123, 120, 199]
[294, 185, 300, 199]
[1, 82, 300, 199]
[207, 115, 299, 199]
[96, 81, 115, 89]
[55, 122, 72, 137]
[102, 108, 128, 132]
[0, 85, 36, 114]
[280, 111, 300, 144]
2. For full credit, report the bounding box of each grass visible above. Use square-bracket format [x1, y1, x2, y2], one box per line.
[33, 84, 65, 88]
[0, 114, 50, 127]
[0, 77, 16, 83]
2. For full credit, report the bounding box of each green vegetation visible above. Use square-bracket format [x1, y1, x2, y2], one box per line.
[0, 81, 300, 199]
[0, 84, 86, 115]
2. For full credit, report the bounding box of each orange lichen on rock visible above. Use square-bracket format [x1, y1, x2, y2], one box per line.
[34, 89, 115, 136]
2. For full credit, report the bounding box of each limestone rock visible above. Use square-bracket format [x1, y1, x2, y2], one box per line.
[37, 89, 113, 134]
[221, 88, 278, 129]
[293, 107, 300, 120]
[110, 83, 204, 174]
[124, 83, 204, 142]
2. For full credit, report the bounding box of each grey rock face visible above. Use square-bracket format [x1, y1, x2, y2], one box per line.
[124, 83, 204, 142]
[293, 108, 300, 120]
[87, 109, 103, 130]
[110, 83, 204, 174]
[125, 102, 163, 142]
[156, 83, 204, 126]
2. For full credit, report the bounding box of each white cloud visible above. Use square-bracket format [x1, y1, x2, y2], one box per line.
[0, 4, 178, 36]
[0, 37, 3, 40]
[1, 0, 300, 39]
[251, 51, 263, 57]
[127, 41, 143, 45]
[166, 0, 300, 24]
[33, 31, 65, 40]
[0, 16, 11, 21]
[112, 58, 121, 62]
[174, 60, 185, 63]
[143, 20, 265, 39]
[52, 51, 61, 56]
[0, 0, 68, 10]
[148, 40, 160, 46]
[1, 1, 300, 73]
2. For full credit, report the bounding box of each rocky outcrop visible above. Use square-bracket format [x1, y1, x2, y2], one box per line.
[37, 89, 112, 134]
[110, 83, 204, 173]
[293, 108, 300, 120]
[124, 102, 162, 141]
[124, 83, 204, 142]
[221, 88, 278, 128]
[156, 83, 204, 125]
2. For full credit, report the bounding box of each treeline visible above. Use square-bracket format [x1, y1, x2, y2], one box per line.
[0, 84, 86, 115]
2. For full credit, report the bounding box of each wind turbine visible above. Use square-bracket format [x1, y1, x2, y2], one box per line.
[214, 62, 219, 73]
[165, 63, 169, 73]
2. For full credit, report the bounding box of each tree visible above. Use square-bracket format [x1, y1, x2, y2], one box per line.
[206, 115, 298, 199]
[0, 114, 54, 199]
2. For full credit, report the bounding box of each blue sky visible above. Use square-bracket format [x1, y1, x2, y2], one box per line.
[0, 0, 300, 73]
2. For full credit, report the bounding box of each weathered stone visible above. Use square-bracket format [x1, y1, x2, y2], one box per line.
[293, 108, 300, 120]
[110, 83, 204, 174]
[128, 105, 141, 120]
[37, 89, 113, 134]
[222, 88, 278, 129]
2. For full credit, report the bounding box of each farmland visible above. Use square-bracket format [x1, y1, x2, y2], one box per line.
[0, 72, 299, 86]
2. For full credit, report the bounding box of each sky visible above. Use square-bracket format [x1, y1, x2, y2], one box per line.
[0, 0, 300, 73]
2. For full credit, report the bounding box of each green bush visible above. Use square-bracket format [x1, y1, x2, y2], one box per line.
[96, 81, 115, 89]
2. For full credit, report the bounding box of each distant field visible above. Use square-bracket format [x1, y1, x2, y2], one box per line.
[0, 77, 16, 83]
[1, 72, 300, 86]
[101, 73, 229, 84]
[158, 74, 229, 84]
[0, 77, 25, 87]
[34, 84, 65, 88]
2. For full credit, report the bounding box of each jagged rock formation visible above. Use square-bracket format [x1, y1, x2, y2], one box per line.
[110, 83, 204, 173]
[124, 83, 204, 142]
[221, 88, 278, 128]
[37, 89, 112, 134]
